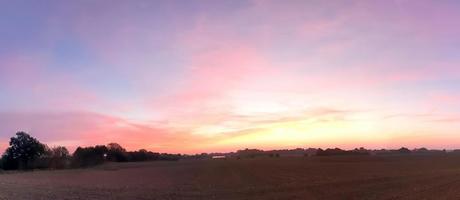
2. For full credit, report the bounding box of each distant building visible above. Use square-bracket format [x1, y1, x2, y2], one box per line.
[212, 155, 226, 159]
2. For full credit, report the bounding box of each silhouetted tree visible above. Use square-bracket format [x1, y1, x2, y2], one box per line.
[316, 148, 324, 156]
[72, 145, 108, 167]
[236, 148, 265, 158]
[316, 148, 370, 156]
[397, 147, 411, 154]
[1, 132, 46, 170]
[48, 146, 70, 169]
[128, 149, 157, 161]
[106, 143, 128, 162]
[159, 153, 181, 161]
[1, 153, 18, 170]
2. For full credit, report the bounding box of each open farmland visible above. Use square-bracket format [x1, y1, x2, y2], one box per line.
[1, 155, 460, 200]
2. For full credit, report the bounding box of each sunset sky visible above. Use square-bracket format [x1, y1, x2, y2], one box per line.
[1, 0, 460, 153]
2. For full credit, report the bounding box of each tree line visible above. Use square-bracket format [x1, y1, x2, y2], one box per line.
[0, 131, 180, 170]
[185, 147, 453, 159]
[2, 131, 456, 170]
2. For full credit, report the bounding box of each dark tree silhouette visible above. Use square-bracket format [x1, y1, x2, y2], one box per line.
[51, 146, 70, 158]
[127, 149, 161, 161]
[49, 146, 70, 169]
[316, 148, 370, 156]
[106, 143, 128, 162]
[1, 153, 18, 170]
[2, 132, 46, 169]
[72, 145, 108, 167]
[397, 147, 411, 154]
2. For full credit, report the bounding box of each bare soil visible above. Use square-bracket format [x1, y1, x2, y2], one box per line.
[1, 155, 460, 200]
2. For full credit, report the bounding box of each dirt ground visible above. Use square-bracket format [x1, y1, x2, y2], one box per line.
[1, 155, 460, 200]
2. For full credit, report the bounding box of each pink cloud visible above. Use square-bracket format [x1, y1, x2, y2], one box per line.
[0, 111, 209, 153]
